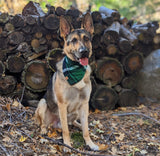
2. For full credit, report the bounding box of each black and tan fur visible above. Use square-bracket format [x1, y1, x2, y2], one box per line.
[35, 13, 99, 152]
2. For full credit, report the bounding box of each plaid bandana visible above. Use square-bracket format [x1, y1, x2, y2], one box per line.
[62, 56, 87, 85]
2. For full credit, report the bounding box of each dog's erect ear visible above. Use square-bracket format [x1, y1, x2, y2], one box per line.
[82, 13, 94, 36]
[60, 16, 71, 39]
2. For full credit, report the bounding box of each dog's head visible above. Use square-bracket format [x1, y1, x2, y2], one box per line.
[60, 13, 94, 66]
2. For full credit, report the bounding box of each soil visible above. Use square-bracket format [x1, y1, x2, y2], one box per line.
[0, 96, 160, 156]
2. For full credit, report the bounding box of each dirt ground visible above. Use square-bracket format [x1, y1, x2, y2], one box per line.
[0, 96, 160, 156]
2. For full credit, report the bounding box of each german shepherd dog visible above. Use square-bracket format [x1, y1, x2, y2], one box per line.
[35, 13, 99, 152]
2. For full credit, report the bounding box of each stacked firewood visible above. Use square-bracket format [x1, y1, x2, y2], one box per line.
[0, 1, 159, 110]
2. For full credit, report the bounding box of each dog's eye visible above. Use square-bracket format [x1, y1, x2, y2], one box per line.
[72, 38, 77, 43]
[83, 36, 89, 42]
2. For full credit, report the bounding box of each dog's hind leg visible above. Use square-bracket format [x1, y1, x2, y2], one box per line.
[73, 120, 82, 130]
[35, 99, 48, 134]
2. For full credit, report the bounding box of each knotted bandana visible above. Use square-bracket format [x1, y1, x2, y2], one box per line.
[63, 56, 87, 85]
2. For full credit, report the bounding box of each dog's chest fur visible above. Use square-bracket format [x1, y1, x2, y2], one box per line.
[47, 59, 91, 122]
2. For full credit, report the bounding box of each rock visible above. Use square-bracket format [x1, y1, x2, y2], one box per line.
[136, 49, 160, 101]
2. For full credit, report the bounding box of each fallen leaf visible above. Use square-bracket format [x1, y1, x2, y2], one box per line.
[111, 146, 117, 155]
[140, 149, 148, 155]
[98, 144, 108, 150]
[95, 109, 101, 114]
[2, 136, 11, 142]
[19, 135, 28, 142]
[115, 133, 125, 141]
[6, 103, 11, 112]
[48, 130, 57, 138]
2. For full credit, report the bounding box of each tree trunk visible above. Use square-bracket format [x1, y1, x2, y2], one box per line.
[6, 55, 25, 73]
[43, 14, 59, 30]
[22, 60, 50, 92]
[106, 44, 118, 55]
[101, 13, 114, 26]
[11, 14, 24, 28]
[121, 76, 136, 89]
[122, 51, 143, 74]
[0, 61, 5, 75]
[95, 57, 124, 87]
[55, 6, 66, 16]
[118, 37, 132, 54]
[120, 25, 138, 46]
[91, 11, 102, 23]
[99, 6, 120, 21]
[118, 89, 138, 107]
[8, 31, 24, 45]
[0, 75, 16, 95]
[102, 21, 120, 45]
[91, 85, 118, 111]
[46, 48, 64, 72]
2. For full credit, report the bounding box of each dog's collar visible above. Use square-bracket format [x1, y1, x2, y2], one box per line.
[62, 56, 87, 85]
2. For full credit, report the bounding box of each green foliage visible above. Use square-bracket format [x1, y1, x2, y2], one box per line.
[90, 0, 159, 22]
[29, 0, 159, 23]
[71, 132, 85, 148]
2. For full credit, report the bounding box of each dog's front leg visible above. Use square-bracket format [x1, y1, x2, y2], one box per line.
[80, 102, 99, 151]
[58, 103, 71, 152]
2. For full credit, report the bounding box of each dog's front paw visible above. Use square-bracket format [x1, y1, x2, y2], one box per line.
[63, 146, 71, 153]
[90, 144, 99, 151]
[88, 142, 99, 151]
[40, 127, 47, 135]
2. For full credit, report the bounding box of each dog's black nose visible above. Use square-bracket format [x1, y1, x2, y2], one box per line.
[79, 47, 89, 58]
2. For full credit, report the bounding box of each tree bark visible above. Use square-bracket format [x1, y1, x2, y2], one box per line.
[99, 6, 120, 21]
[46, 48, 64, 72]
[102, 21, 120, 45]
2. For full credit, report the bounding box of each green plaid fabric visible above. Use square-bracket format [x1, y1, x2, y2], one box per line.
[62, 56, 87, 85]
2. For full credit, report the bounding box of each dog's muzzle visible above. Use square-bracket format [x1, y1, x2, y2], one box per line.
[79, 47, 89, 59]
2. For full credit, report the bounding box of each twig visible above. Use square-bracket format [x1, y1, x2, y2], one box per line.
[45, 136, 110, 156]
[16, 128, 34, 141]
[112, 112, 160, 124]
[0, 144, 10, 156]
[20, 86, 25, 103]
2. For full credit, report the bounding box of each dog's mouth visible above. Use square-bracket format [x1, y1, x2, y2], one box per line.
[79, 57, 88, 66]
[74, 55, 89, 66]
[73, 48, 90, 66]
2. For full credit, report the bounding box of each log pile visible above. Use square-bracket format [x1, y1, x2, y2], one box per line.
[0, 1, 159, 110]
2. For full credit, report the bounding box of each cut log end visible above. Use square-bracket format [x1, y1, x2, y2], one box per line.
[118, 89, 138, 107]
[123, 51, 144, 74]
[95, 57, 124, 87]
[91, 85, 118, 111]
[0, 76, 16, 95]
[46, 48, 65, 72]
[7, 55, 25, 73]
[22, 61, 50, 92]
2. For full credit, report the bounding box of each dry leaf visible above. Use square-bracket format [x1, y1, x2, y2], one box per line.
[48, 130, 57, 138]
[95, 109, 101, 114]
[98, 143, 108, 150]
[111, 146, 117, 155]
[115, 133, 125, 141]
[2, 136, 11, 142]
[19, 135, 28, 142]
[6, 103, 11, 112]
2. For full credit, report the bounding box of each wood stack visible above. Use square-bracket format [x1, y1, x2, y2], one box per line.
[0, 1, 159, 110]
